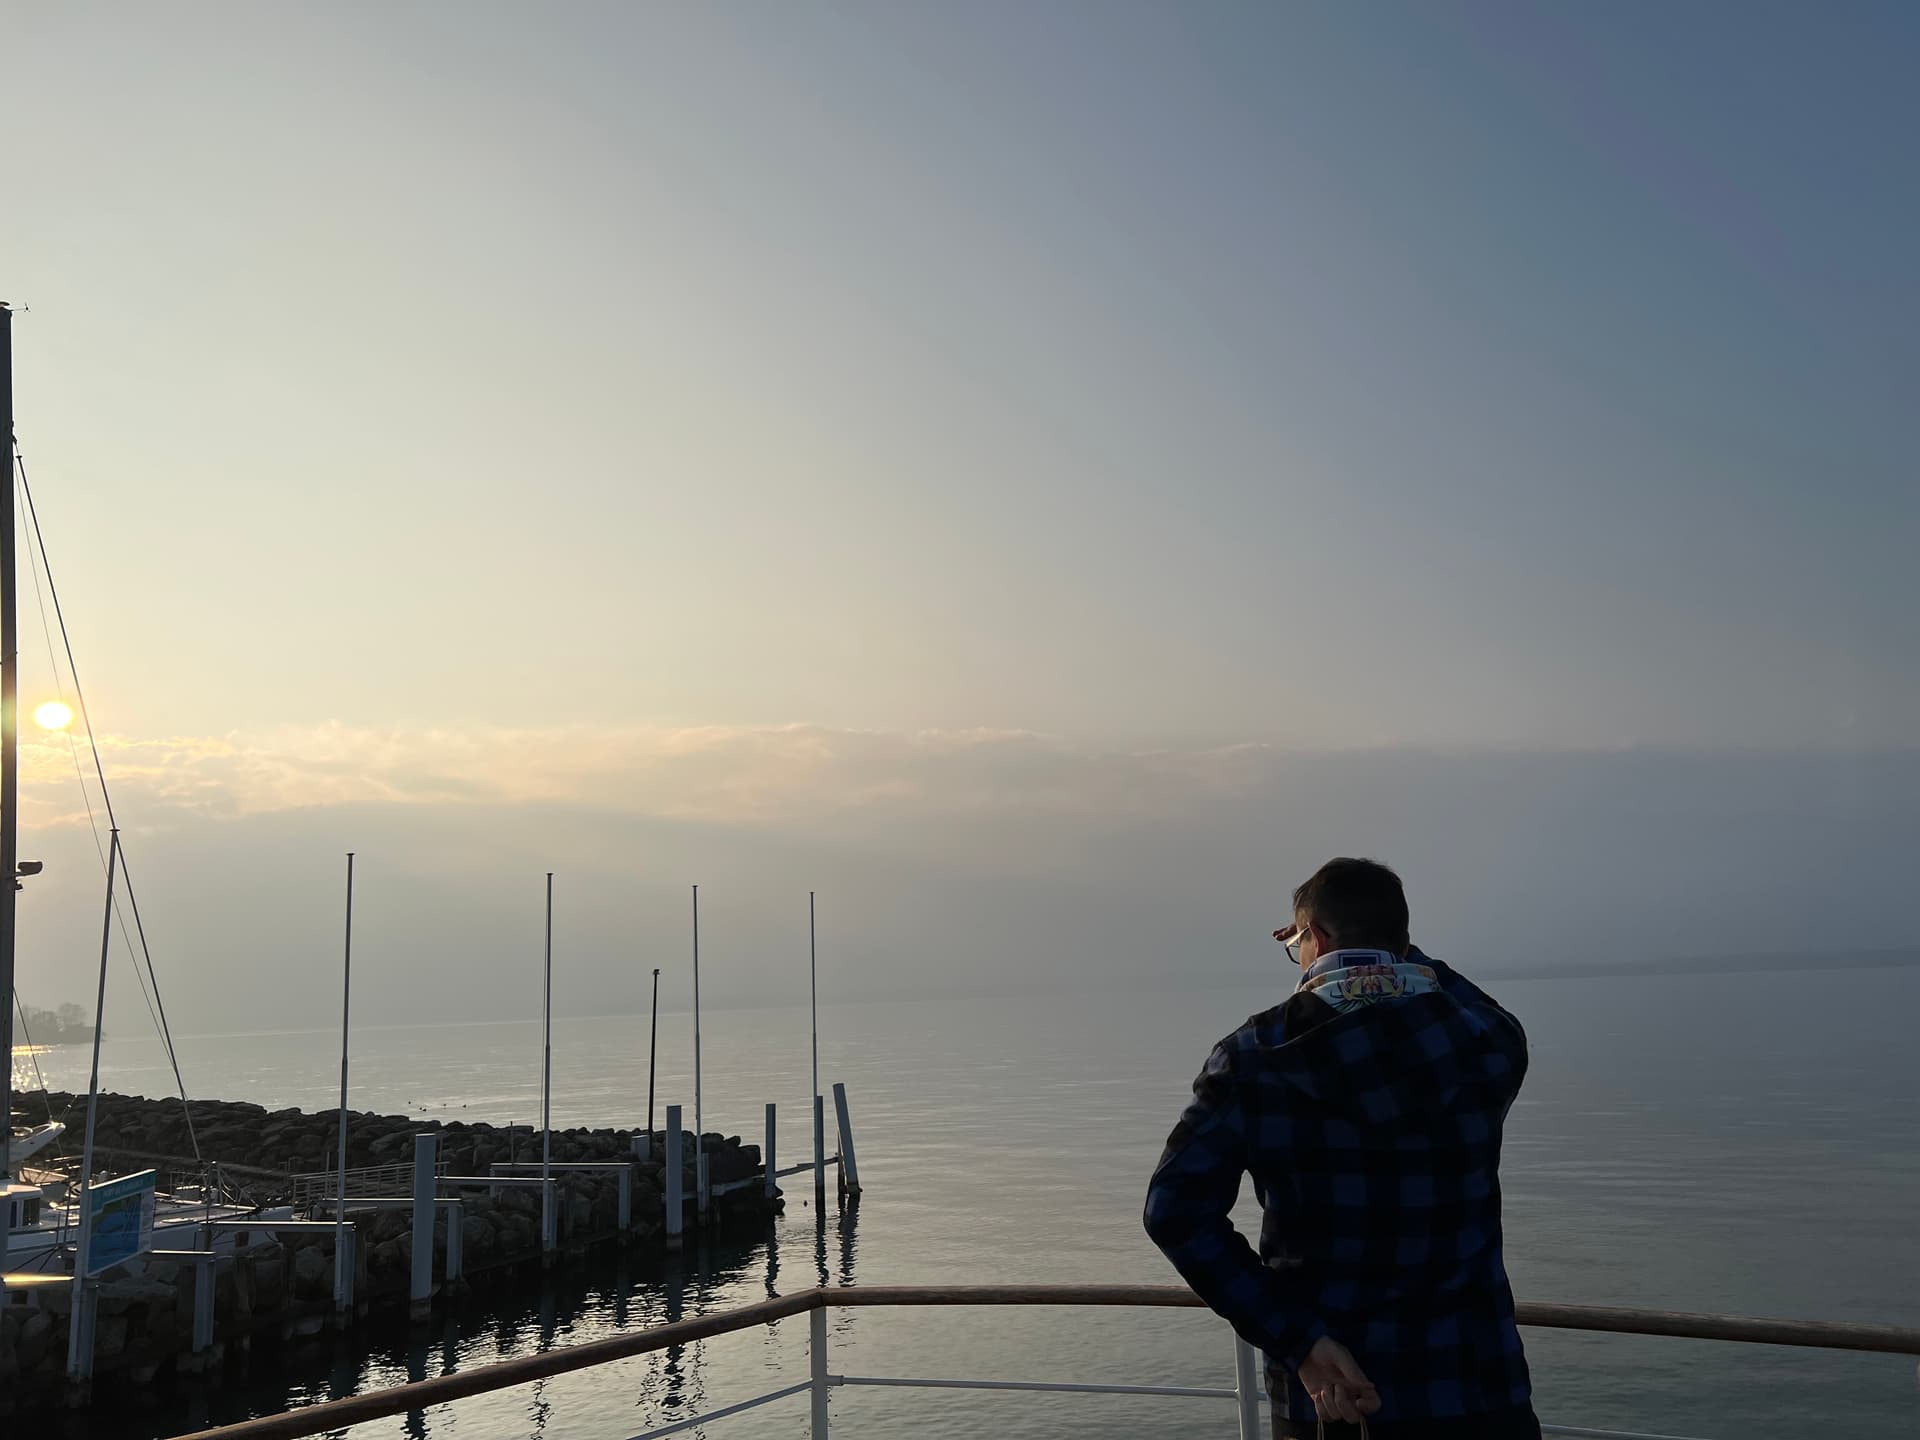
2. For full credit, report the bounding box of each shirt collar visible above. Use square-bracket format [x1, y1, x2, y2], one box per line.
[1301, 947, 1409, 983]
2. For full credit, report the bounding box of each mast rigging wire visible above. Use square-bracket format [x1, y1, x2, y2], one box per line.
[16, 472, 168, 1047]
[13, 445, 201, 1161]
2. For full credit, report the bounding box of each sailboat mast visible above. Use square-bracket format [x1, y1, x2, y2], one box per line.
[692, 884, 702, 1209]
[541, 872, 553, 1254]
[334, 852, 354, 1311]
[67, 829, 119, 1314]
[1, 301, 19, 1245]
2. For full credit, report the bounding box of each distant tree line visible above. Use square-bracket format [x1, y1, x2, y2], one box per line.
[16, 1002, 96, 1045]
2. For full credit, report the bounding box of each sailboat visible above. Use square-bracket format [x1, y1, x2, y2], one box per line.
[2, 304, 266, 1276]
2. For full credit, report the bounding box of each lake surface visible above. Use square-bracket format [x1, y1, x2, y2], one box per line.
[16, 967, 1919, 1438]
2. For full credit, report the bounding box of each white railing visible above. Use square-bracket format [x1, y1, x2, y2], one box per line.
[286, 1159, 444, 1213]
[171, 1283, 1920, 1440]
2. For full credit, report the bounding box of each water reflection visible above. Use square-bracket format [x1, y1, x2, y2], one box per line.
[402, 1337, 429, 1440]
[78, 1191, 863, 1440]
[836, 1196, 860, 1287]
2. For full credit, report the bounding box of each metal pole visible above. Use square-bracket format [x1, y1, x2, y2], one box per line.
[691, 884, 703, 1213]
[334, 851, 354, 1311]
[0, 301, 18, 1265]
[67, 828, 119, 1374]
[809, 1303, 831, 1438]
[810, 891, 824, 1201]
[541, 871, 553, 1260]
[1232, 1334, 1262, 1440]
[647, 965, 660, 1151]
[809, 891, 819, 1113]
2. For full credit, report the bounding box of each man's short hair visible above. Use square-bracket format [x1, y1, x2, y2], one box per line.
[1292, 857, 1410, 954]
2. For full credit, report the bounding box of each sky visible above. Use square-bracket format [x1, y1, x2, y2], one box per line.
[4, 3, 1916, 1032]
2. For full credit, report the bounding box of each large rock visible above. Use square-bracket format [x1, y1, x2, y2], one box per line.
[461, 1212, 497, 1259]
[248, 1246, 289, 1309]
[17, 1309, 53, 1366]
[98, 1279, 176, 1317]
[565, 1192, 592, 1235]
[95, 1315, 130, 1359]
[292, 1244, 331, 1298]
[146, 1300, 185, 1343]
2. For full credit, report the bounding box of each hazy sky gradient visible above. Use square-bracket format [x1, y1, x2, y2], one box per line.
[5, 4, 1916, 1029]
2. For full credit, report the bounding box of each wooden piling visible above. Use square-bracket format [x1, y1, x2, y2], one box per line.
[812, 1094, 827, 1204]
[832, 1083, 861, 1197]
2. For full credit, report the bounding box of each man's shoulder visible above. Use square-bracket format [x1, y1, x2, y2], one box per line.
[1416, 952, 1529, 1046]
[1214, 1001, 1292, 1057]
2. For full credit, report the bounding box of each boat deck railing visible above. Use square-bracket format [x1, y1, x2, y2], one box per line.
[175, 1283, 1920, 1440]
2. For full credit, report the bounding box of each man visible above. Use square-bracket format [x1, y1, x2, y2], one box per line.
[1144, 858, 1538, 1438]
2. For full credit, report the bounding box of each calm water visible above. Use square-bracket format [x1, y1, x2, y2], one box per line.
[16, 968, 1919, 1438]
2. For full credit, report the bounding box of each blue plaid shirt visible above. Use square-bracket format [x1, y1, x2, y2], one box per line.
[1144, 949, 1534, 1425]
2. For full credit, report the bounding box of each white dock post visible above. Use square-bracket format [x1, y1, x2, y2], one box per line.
[664, 1104, 684, 1251]
[65, 1278, 96, 1383]
[697, 1150, 710, 1217]
[809, 1303, 831, 1438]
[617, 1166, 633, 1231]
[191, 1259, 216, 1352]
[831, 1082, 861, 1197]
[443, 1201, 463, 1282]
[1232, 1333, 1262, 1440]
[333, 1226, 356, 1315]
[410, 1133, 437, 1316]
[542, 1178, 558, 1257]
[812, 1094, 827, 1204]
[765, 1102, 778, 1199]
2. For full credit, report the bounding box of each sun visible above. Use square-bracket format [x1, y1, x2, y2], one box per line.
[33, 700, 74, 731]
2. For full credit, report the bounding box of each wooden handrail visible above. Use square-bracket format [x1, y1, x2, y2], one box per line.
[173, 1284, 1920, 1440]
[177, 1290, 819, 1440]
[1513, 1300, 1920, 1356]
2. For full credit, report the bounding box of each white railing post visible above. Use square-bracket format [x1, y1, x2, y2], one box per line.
[664, 1104, 684, 1251]
[410, 1133, 437, 1316]
[809, 1303, 831, 1438]
[618, 1166, 633, 1232]
[1232, 1333, 1262, 1440]
[765, 1102, 777, 1199]
[831, 1082, 861, 1196]
[542, 1178, 559, 1258]
[443, 1201, 463, 1283]
[192, 1258, 216, 1352]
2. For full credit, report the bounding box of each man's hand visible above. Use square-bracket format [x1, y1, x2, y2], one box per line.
[1297, 1335, 1381, 1425]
